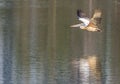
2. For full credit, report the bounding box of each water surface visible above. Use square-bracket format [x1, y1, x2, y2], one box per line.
[0, 0, 120, 84]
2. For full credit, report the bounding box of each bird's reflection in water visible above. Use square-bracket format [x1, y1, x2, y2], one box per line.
[79, 58, 90, 84]
[72, 55, 101, 84]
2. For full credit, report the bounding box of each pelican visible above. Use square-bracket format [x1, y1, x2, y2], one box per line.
[70, 9, 102, 32]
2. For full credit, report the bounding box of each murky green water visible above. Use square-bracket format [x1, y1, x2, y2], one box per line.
[0, 0, 120, 84]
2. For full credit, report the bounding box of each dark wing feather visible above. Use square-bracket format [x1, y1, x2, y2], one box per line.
[77, 9, 86, 18]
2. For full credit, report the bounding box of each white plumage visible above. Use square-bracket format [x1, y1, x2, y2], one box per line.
[70, 9, 102, 32]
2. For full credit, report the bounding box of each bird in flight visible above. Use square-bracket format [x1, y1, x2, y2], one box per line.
[70, 9, 102, 32]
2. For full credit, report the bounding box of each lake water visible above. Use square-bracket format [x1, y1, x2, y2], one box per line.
[0, 0, 120, 84]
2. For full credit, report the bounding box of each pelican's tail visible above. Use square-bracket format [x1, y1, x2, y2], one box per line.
[97, 29, 102, 32]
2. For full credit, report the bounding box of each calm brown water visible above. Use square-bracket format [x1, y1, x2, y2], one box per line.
[0, 0, 120, 84]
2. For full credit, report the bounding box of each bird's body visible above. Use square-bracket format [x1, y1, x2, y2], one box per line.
[70, 9, 102, 32]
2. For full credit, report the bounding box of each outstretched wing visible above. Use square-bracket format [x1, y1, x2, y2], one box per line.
[77, 9, 90, 26]
[77, 9, 86, 18]
[91, 9, 102, 24]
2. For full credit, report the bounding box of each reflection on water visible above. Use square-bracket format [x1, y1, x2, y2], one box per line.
[79, 58, 90, 84]
[0, 0, 120, 84]
[72, 56, 101, 84]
